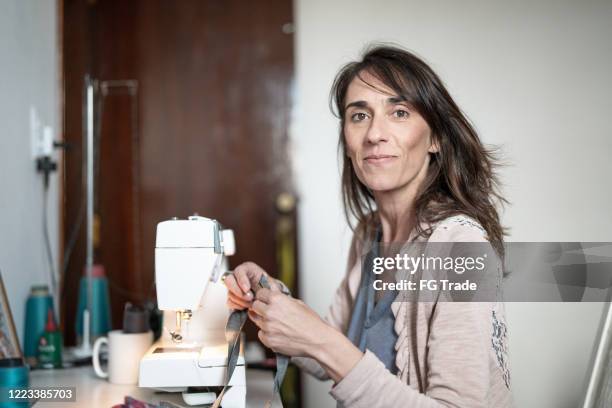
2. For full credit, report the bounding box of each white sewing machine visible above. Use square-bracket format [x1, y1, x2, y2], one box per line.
[139, 215, 246, 408]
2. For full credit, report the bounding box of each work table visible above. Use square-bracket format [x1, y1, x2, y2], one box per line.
[30, 366, 275, 407]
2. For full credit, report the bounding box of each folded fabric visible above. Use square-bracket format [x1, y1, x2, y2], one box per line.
[111, 396, 184, 408]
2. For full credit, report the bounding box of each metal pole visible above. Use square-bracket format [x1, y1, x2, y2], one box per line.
[84, 77, 95, 351]
[583, 301, 612, 407]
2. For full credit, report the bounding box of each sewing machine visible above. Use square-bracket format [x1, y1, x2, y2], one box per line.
[139, 215, 246, 408]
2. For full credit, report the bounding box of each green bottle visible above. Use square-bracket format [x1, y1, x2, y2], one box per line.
[37, 309, 62, 369]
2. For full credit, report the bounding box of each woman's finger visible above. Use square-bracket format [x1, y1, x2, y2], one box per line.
[258, 330, 271, 348]
[234, 268, 253, 294]
[248, 310, 264, 327]
[255, 288, 273, 304]
[228, 292, 252, 309]
[234, 262, 267, 293]
[227, 299, 246, 310]
[225, 274, 253, 301]
[228, 291, 251, 304]
[251, 299, 269, 316]
[224, 274, 242, 295]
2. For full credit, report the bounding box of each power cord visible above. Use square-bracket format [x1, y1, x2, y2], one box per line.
[42, 181, 57, 299]
[37, 140, 70, 305]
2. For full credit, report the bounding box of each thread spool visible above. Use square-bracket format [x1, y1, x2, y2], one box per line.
[76, 265, 111, 342]
[23, 285, 53, 366]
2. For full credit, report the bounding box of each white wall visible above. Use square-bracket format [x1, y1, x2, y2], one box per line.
[0, 0, 59, 344]
[292, 0, 612, 407]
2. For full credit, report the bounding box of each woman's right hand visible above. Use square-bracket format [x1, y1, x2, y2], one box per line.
[224, 262, 268, 310]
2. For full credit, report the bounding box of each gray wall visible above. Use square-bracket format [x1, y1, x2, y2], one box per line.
[293, 0, 612, 407]
[0, 0, 59, 344]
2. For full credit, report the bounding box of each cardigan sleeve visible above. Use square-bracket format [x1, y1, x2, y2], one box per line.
[330, 302, 494, 408]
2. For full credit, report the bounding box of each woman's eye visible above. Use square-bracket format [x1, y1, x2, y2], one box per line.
[350, 112, 368, 122]
[393, 109, 409, 119]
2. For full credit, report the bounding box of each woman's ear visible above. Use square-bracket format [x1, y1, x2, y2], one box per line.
[428, 137, 440, 154]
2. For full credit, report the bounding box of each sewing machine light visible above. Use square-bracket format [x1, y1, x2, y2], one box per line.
[221, 229, 235, 256]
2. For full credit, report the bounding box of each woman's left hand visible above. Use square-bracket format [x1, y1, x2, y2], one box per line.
[248, 286, 330, 358]
[249, 285, 364, 383]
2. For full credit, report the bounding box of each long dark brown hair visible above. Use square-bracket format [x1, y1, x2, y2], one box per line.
[331, 45, 507, 256]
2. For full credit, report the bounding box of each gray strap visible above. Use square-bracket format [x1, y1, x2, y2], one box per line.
[258, 275, 289, 408]
[213, 275, 289, 408]
[211, 308, 248, 408]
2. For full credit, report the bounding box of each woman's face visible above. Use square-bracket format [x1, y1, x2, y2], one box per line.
[343, 71, 437, 194]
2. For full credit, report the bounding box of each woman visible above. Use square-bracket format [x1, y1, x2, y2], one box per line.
[225, 45, 512, 407]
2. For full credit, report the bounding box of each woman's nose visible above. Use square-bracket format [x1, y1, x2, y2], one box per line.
[365, 116, 388, 144]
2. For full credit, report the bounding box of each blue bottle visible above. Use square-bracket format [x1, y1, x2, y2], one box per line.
[75, 264, 111, 341]
[23, 285, 54, 365]
[0, 361, 29, 408]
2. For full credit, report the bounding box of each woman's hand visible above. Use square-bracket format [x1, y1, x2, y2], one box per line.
[249, 287, 363, 382]
[225, 262, 281, 310]
[248, 286, 329, 357]
[228, 261, 363, 382]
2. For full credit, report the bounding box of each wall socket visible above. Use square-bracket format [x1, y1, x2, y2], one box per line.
[30, 105, 54, 159]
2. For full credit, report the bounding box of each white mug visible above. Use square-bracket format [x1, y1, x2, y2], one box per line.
[92, 330, 153, 384]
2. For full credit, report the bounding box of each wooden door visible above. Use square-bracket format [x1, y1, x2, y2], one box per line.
[61, 0, 297, 350]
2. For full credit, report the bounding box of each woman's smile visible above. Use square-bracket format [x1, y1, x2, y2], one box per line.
[363, 154, 398, 165]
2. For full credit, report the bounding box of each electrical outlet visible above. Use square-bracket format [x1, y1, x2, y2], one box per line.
[30, 106, 54, 159]
[41, 126, 54, 156]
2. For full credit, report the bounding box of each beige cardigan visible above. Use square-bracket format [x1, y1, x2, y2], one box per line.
[294, 215, 514, 407]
